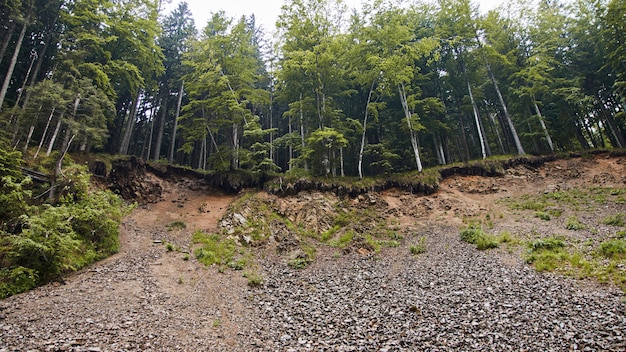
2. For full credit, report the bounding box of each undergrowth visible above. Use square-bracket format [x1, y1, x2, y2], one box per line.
[0, 149, 129, 298]
[460, 223, 500, 250]
[523, 235, 626, 290]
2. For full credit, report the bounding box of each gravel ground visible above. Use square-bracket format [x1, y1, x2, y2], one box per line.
[250, 225, 626, 352]
[1, 221, 624, 351]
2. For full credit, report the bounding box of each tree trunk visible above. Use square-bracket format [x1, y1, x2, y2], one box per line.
[0, 19, 28, 112]
[485, 60, 525, 155]
[358, 79, 376, 179]
[598, 99, 625, 148]
[340, 146, 344, 177]
[152, 95, 169, 161]
[145, 97, 159, 160]
[35, 108, 55, 158]
[0, 21, 16, 66]
[488, 112, 505, 154]
[467, 79, 487, 159]
[288, 116, 293, 171]
[168, 81, 184, 164]
[46, 112, 63, 156]
[58, 96, 81, 155]
[119, 88, 141, 155]
[398, 83, 422, 172]
[532, 100, 554, 152]
[269, 89, 274, 164]
[458, 113, 470, 161]
[232, 122, 239, 169]
[21, 15, 57, 110]
[573, 119, 590, 149]
[48, 134, 74, 203]
[299, 94, 307, 170]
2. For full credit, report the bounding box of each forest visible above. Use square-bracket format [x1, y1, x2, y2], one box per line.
[0, 0, 624, 178]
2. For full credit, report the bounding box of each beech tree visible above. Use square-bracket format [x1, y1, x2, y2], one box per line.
[181, 12, 269, 170]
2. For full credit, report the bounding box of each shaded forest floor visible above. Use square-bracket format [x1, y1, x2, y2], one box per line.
[1, 154, 625, 351]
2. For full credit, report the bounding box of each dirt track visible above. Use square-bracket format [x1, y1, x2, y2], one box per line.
[1, 155, 625, 351]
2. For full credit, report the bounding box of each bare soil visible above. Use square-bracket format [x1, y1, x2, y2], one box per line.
[1, 154, 625, 351]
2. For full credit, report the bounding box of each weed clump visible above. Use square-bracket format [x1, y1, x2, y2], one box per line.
[597, 239, 626, 260]
[166, 220, 187, 231]
[460, 223, 499, 250]
[602, 213, 625, 227]
[535, 211, 551, 221]
[565, 216, 585, 230]
[525, 237, 568, 271]
[409, 236, 427, 255]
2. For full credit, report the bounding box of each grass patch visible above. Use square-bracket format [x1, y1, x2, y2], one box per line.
[166, 220, 187, 231]
[460, 223, 499, 250]
[329, 231, 355, 248]
[243, 270, 264, 287]
[525, 237, 568, 271]
[597, 239, 626, 260]
[565, 216, 585, 230]
[504, 195, 550, 211]
[602, 213, 625, 226]
[409, 236, 427, 255]
[287, 243, 316, 269]
[522, 235, 626, 290]
[192, 231, 238, 267]
[535, 211, 551, 221]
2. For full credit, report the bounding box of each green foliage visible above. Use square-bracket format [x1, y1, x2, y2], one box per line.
[0, 267, 39, 299]
[409, 236, 427, 255]
[192, 231, 237, 267]
[525, 237, 568, 272]
[565, 216, 586, 230]
[602, 213, 625, 226]
[597, 240, 626, 260]
[535, 211, 551, 221]
[329, 231, 355, 248]
[0, 153, 127, 298]
[243, 270, 264, 287]
[167, 221, 187, 231]
[302, 128, 348, 177]
[460, 223, 499, 250]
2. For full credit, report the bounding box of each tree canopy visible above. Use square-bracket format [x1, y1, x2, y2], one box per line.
[1, 0, 625, 177]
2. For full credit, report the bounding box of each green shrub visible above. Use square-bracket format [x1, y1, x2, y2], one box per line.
[0, 267, 39, 298]
[329, 231, 355, 248]
[409, 236, 427, 255]
[602, 213, 625, 227]
[460, 224, 499, 250]
[193, 232, 237, 267]
[244, 271, 264, 287]
[535, 211, 551, 221]
[597, 239, 626, 260]
[525, 237, 568, 272]
[565, 216, 585, 230]
[167, 221, 187, 231]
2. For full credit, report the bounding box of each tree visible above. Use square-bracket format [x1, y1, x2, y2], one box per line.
[150, 1, 196, 161]
[301, 127, 347, 176]
[181, 12, 268, 170]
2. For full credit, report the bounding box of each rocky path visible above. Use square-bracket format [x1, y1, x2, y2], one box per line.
[1, 156, 626, 351]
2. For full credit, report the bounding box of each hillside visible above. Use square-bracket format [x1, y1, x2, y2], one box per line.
[1, 153, 625, 351]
